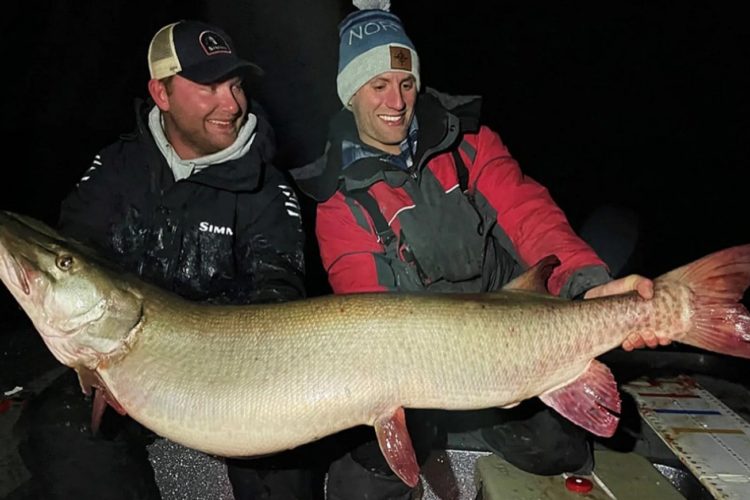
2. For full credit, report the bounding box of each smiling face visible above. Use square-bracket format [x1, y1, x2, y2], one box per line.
[349, 72, 417, 155]
[148, 74, 248, 160]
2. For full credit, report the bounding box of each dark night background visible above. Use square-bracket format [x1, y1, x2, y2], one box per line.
[0, 4, 748, 497]
[2, 0, 748, 304]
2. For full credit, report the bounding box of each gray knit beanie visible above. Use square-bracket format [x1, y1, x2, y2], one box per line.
[337, 0, 421, 107]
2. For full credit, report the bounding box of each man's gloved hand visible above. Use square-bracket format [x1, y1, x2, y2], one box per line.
[583, 274, 670, 351]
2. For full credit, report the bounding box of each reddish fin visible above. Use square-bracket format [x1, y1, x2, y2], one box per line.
[76, 368, 127, 434]
[502, 255, 560, 293]
[91, 387, 128, 434]
[659, 244, 750, 358]
[75, 367, 97, 396]
[374, 407, 420, 488]
[91, 389, 107, 434]
[539, 360, 621, 437]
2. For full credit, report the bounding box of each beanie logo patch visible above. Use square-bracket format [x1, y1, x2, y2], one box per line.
[199, 30, 232, 56]
[389, 46, 412, 71]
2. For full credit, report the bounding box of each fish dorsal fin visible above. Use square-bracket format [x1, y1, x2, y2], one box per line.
[374, 407, 420, 487]
[502, 255, 560, 293]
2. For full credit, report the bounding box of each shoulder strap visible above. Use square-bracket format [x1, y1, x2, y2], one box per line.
[451, 137, 476, 193]
[340, 136, 476, 245]
[341, 186, 396, 246]
[452, 149, 469, 193]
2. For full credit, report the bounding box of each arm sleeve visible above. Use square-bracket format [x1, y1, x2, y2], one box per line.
[315, 191, 397, 294]
[236, 168, 307, 303]
[57, 150, 123, 249]
[469, 126, 611, 297]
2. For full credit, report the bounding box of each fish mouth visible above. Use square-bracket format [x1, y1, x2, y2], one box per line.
[0, 241, 107, 339]
[0, 248, 32, 296]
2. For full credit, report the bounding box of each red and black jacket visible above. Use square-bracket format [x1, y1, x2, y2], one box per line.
[294, 88, 610, 297]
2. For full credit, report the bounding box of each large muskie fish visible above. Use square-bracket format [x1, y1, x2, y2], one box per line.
[1, 210, 749, 486]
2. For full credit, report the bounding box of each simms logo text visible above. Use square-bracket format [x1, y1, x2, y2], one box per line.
[199, 222, 233, 235]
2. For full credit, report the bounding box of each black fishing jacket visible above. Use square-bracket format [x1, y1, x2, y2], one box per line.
[58, 99, 305, 305]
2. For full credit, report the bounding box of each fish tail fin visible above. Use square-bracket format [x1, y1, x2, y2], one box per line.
[658, 244, 750, 358]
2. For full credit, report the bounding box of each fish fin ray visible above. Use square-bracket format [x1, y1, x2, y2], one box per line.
[91, 388, 107, 434]
[539, 360, 621, 437]
[76, 368, 127, 434]
[374, 407, 420, 487]
[75, 367, 96, 396]
[502, 255, 560, 294]
[659, 244, 750, 358]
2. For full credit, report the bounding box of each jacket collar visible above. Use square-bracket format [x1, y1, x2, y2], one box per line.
[133, 98, 275, 192]
[292, 87, 483, 202]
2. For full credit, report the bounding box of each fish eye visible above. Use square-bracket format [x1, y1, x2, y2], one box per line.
[56, 254, 74, 270]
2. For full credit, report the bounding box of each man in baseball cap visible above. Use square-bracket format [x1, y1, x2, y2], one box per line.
[142, 19, 266, 165]
[51, 18, 311, 500]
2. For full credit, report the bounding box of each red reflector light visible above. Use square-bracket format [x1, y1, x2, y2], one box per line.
[565, 475, 594, 494]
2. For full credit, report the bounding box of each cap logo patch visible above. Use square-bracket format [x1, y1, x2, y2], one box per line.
[389, 46, 412, 71]
[199, 30, 232, 56]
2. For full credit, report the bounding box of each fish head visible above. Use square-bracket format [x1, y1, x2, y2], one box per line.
[0, 211, 144, 370]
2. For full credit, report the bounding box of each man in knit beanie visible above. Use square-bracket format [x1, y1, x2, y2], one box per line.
[292, 1, 657, 498]
[336, 3, 420, 108]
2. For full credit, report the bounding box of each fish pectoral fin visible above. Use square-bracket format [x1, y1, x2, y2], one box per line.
[539, 360, 621, 437]
[75, 367, 97, 396]
[91, 388, 107, 434]
[373, 407, 420, 488]
[91, 387, 128, 434]
[76, 368, 127, 434]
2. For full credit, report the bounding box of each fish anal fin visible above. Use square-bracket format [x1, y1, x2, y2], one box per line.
[374, 407, 420, 488]
[502, 255, 560, 293]
[539, 360, 621, 437]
